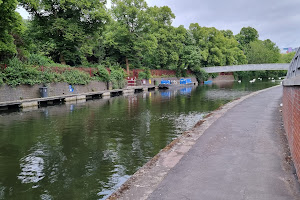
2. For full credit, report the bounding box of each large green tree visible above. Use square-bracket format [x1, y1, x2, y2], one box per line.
[106, 0, 159, 73]
[235, 26, 259, 48]
[246, 39, 280, 64]
[189, 23, 247, 67]
[0, 0, 24, 61]
[20, 0, 110, 65]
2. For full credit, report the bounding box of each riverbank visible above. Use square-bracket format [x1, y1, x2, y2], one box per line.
[0, 77, 197, 110]
[108, 85, 300, 200]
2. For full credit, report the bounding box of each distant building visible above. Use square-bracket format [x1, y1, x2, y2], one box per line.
[281, 47, 298, 54]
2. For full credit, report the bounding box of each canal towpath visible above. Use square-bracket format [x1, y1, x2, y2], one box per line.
[110, 86, 300, 200]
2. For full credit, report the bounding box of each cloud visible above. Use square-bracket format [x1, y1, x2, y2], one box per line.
[147, 0, 300, 48]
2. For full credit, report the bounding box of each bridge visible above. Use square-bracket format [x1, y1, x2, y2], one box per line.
[203, 63, 289, 73]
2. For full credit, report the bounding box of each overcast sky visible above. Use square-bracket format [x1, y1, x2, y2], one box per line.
[17, 0, 300, 48]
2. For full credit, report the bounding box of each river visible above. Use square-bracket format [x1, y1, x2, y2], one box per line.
[0, 80, 279, 199]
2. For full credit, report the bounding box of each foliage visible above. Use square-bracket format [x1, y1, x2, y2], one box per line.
[138, 68, 151, 79]
[40, 68, 65, 84]
[20, 0, 110, 65]
[62, 70, 91, 85]
[0, 1, 288, 83]
[110, 65, 126, 89]
[193, 68, 209, 82]
[0, 0, 24, 61]
[2, 57, 91, 86]
[279, 52, 296, 63]
[94, 65, 110, 82]
[44, 63, 71, 68]
[235, 27, 259, 48]
[211, 73, 219, 78]
[0, 72, 4, 86]
[189, 23, 247, 67]
[234, 70, 287, 80]
[4, 57, 43, 86]
[26, 54, 53, 66]
[245, 40, 280, 64]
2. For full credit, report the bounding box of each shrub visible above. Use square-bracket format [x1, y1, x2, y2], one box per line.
[40, 68, 65, 84]
[5, 58, 43, 86]
[110, 65, 126, 89]
[138, 71, 147, 79]
[94, 65, 110, 82]
[44, 63, 71, 68]
[138, 68, 152, 80]
[193, 68, 209, 82]
[27, 54, 53, 66]
[62, 70, 91, 85]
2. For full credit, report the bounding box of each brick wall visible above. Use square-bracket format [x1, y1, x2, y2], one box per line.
[282, 86, 300, 177]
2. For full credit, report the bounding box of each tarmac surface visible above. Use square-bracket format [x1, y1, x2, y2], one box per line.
[148, 86, 300, 200]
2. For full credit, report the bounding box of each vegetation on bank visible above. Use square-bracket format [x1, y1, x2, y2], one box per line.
[0, 0, 296, 85]
[0, 57, 126, 88]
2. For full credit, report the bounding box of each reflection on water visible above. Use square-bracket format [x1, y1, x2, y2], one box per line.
[0, 81, 279, 199]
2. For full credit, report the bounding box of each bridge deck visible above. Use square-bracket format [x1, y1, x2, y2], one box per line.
[203, 63, 289, 73]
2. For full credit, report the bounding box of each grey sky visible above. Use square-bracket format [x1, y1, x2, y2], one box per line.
[17, 0, 300, 48]
[146, 0, 300, 48]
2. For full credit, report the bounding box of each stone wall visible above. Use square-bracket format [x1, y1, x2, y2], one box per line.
[0, 77, 198, 103]
[208, 75, 235, 82]
[0, 81, 107, 102]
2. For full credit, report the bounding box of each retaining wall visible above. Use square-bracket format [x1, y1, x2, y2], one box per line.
[0, 81, 107, 102]
[208, 74, 235, 82]
[282, 84, 300, 177]
[0, 77, 197, 103]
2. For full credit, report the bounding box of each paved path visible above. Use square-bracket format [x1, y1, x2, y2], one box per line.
[148, 86, 300, 200]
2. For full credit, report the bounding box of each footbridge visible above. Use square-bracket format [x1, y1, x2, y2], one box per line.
[203, 63, 289, 73]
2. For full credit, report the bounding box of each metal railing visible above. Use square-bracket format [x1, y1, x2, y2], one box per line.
[287, 47, 300, 79]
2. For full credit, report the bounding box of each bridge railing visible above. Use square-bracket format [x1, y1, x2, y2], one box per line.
[286, 48, 300, 79]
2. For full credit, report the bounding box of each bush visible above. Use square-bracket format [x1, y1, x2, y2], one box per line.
[62, 70, 91, 85]
[40, 68, 65, 84]
[4, 57, 43, 86]
[193, 68, 209, 82]
[94, 65, 110, 82]
[138, 71, 147, 79]
[27, 54, 53, 66]
[110, 65, 126, 89]
[44, 63, 71, 68]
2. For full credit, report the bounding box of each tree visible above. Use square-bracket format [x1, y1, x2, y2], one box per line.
[19, 0, 110, 65]
[245, 39, 280, 64]
[189, 23, 247, 67]
[0, 0, 24, 61]
[279, 52, 296, 63]
[235, 26, 259, 48]
[108, 0, 148, 73]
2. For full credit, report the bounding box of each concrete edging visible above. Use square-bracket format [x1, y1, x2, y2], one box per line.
[108, 85, 282, 200]
[283, 76, 300, 86]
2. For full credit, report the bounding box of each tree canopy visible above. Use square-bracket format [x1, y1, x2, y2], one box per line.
[19, 0, 110, 65]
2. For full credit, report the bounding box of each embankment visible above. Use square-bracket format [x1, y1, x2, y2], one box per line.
[0, 77, 197, 103]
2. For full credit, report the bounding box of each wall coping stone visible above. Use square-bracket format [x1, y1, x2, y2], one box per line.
[283, 76, 300, 86]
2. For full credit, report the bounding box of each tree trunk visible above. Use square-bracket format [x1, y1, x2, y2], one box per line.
[60, 54, 66, 65]
[126, 57, 129, 75]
